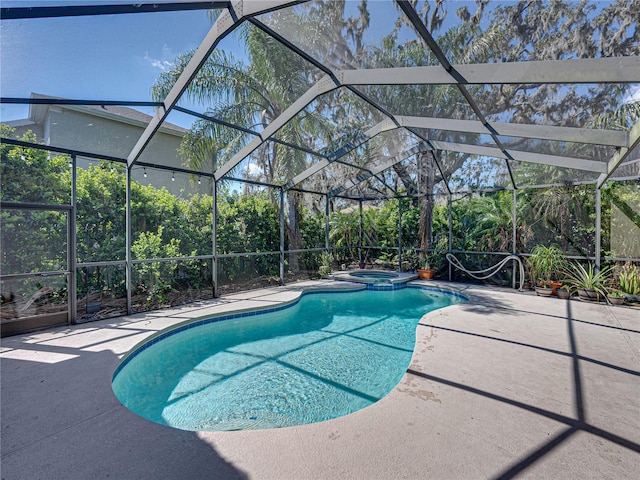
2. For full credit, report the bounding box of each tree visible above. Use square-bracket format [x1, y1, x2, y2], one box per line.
[0, 126, 70, 205]
[1, 126, 71, 277]
[329, 209, 359, 263]
[76, 163, 126, 263]
[152, 24, 333, 272]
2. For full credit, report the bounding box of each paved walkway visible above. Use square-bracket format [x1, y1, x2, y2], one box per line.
[1, 281, 638, 479]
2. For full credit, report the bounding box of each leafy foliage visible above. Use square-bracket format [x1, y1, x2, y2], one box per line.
[3, 1, 639, 317]
[619, 265, 640, 295]
[529, 244, 567, 284]
[563, 262, 613, 299]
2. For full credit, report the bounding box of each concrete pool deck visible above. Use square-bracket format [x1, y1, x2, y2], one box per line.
[1, 280, 638, 479]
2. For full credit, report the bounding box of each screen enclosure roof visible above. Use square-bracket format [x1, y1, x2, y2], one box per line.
[1, 0, 639, 199]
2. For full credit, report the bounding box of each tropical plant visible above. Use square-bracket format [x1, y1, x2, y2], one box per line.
[329, 210, 359, 263]
[420, 258, 432, 271]
[320, 252, 333, 268]
[403, 248, 420, 272]
[318, 251, 333, 278]
[563, 262, 613, 300]
[608, 290, 626, 298]
[619, 265, 640, 295]
[427, 253, 444, 272]
[469, 191, 515, 252]
[152, 23, 330, 273]
[528, 244, 567, 285]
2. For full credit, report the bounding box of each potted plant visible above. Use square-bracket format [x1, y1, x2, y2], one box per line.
[418, 254, 436, 280]
[528, 244, 567, 295]
[556, 285, 571, 300]
[535, 280, 554, 297]
[607, 290, 626, 306]
[563, 262, 612, 302]
[619, 265, 640, 303]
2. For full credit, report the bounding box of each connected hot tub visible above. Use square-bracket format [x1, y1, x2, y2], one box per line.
[332, 269, 418, 286]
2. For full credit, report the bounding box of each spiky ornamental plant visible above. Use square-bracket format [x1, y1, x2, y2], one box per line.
[563, 262, 613, 300]
[619, 265, 640, 296]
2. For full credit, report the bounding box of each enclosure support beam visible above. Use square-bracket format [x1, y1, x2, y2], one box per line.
[359, 200, 363, 265]
[212, 179, 218, 297]
[291, 111, 626, 192]
[125, 167, 132, 314]
[597, 118, 640, 188]
[338, 56, 640, 85]
[448, 194, 453, 282]
[595, 187, 602, 271]
[126, 0, 300, 168]
[512, 189, 517, 290]
[0, 2, 231, 20]
[398, 200, 403, 271]
[69, 154, 77, 324]
[430, 141, 607, 173]
[126, 7, 237, 167]
[325, 195, 330, 254]
[279, 188, 285, 286]
[397, 116, 628, 148]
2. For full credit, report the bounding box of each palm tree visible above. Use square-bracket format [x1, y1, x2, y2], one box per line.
[471, 191, 515, 253]
[153, 25, 332, 271]
[152, 0, 638, 271]
[328, 210, 359, 263]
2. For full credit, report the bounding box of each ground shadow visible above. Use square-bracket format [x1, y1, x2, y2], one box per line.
[412, 296, 640, 479]
[0, 325, 248, 480]
[441, 282, 514, 315]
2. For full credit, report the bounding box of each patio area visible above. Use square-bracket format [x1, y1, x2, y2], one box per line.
[2, 281, 638, 480]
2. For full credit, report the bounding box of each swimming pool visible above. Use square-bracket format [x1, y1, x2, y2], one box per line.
[112, 286, 465, 432]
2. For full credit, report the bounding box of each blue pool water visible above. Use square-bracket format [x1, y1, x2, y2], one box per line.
[112, 287, 464, 431]
[349, 271, 397, 279]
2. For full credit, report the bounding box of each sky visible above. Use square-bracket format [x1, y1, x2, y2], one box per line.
[0, 0, 447, 128]
[0, 4, 237, 125]
[2, 0, 637, 130]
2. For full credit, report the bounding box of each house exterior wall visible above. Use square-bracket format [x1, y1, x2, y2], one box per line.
[9, 121, 44, 141]
[5, 104, 212, 197]
[44, 107, 183, 166]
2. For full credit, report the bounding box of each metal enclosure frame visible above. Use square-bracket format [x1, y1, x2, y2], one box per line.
[1, 0, 639, 327]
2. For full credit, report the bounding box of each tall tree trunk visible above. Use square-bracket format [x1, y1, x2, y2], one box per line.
[418, 152, 435, 256]
[287, 190, 303, 272]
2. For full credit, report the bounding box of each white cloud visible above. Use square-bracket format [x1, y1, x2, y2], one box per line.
[247, 163, 261, 176]
[144, 44, 175, 71]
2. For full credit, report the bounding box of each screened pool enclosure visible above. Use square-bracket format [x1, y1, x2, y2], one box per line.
[1, 0, 639, 335]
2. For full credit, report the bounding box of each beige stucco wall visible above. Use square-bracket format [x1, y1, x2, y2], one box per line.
[45, 107, 183, 166]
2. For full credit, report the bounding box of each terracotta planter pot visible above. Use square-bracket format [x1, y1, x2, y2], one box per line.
[549, 281, 563, 296]
[418, 269, 435, 280]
